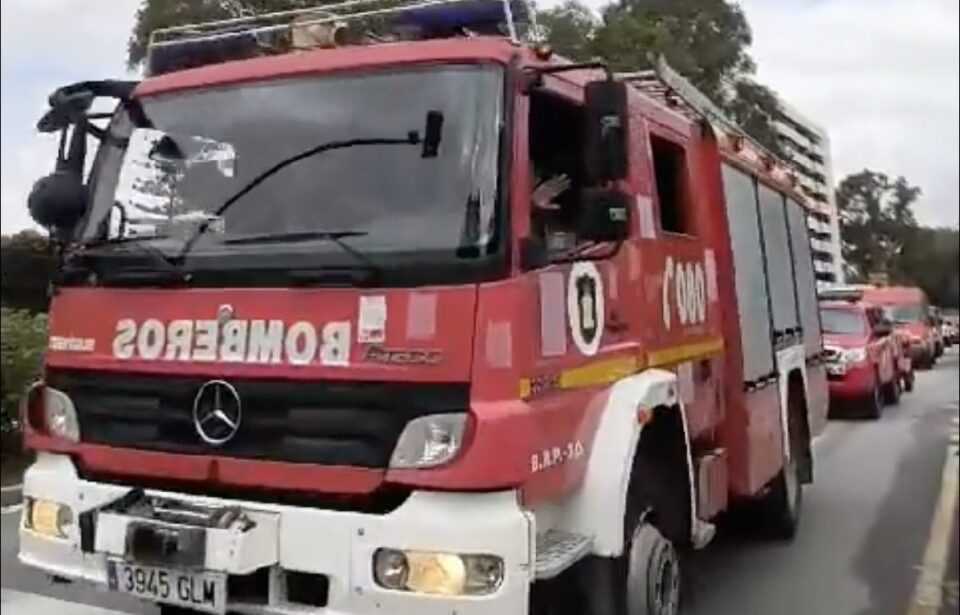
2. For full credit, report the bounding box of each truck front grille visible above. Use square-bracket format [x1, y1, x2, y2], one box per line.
[47, 369, 468, 468]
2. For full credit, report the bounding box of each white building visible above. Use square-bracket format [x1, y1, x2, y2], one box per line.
[773, 99, 844, 287]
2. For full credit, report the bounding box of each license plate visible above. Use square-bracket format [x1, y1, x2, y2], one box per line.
[107, 559, 226, 614]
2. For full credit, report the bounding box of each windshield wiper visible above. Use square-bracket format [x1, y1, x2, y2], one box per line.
[222, 230, 379, 273]
[176, 112, 444, 262]
[72, 236, 192, 285]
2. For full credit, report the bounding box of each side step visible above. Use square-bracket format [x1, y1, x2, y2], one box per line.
[534, 530, 592, 580]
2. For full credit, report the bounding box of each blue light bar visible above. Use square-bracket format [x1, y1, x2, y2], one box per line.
[147, 31, 262, 77]
[391, 0, 528, 37]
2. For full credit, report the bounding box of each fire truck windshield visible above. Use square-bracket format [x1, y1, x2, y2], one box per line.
[78, 65, 503, 283]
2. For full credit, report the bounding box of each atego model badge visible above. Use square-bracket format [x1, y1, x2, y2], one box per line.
[193, 380, 242, 445]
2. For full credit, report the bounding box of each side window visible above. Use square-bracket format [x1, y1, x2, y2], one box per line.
[721, 163, 774, 381]
[528, 90, 587, 253]
[786, 197, 823, 356]
[757, 184, 800, 337]
[650, 134, 693, 235]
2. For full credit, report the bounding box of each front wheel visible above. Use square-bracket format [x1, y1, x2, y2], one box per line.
[626, 523, 681, 615]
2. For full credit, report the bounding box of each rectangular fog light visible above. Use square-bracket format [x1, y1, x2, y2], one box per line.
[373, 548, 503, 596]
[25, 498, 73, 539]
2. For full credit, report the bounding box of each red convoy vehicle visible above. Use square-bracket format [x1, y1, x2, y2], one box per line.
[818, 298, 902, 418]
[863, 286, 938, 369]
[19, 4, 828, 614]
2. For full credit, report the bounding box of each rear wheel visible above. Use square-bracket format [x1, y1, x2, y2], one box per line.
[882, 376, 901, 405]
[755, 385, 805, 539]
[902, 370, 914, 392]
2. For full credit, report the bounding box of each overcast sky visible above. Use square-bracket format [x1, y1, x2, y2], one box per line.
[1, 0, 957, 234]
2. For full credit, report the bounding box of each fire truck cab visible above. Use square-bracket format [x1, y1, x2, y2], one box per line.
[19, 3, 827, 614]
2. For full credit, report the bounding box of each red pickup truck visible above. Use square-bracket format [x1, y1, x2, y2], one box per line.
[820, 300, 901, 418]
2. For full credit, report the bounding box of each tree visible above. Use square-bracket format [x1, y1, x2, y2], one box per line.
[537, 1, 598, 64]
[835, 170, 920, 282]
[0, 308, 47, 435]
[0, 231, 57, 314]
[897, 226, 960, 308]
[539, 0, 785, 155]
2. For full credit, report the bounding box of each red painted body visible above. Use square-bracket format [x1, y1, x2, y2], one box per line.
[28, 36, 816, 512]
[820, 301, 896, 402]
[862, 286, 935, 364]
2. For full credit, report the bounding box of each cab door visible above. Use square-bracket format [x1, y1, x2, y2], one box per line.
[516, 75, 636, 504]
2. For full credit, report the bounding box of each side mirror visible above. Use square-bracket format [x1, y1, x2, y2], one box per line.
[577, 188, 632, 242]
[874, 318, 893, 338]
[584, 79, 629, 184]
[27, 170, 87, 235]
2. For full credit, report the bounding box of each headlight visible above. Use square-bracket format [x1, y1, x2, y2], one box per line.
[24, 498, 73, 538]
[373, 548, 503, 596]
[43, 387, 79, 442]
[389, 413, 466, 469]
[840, 347, 867, 364]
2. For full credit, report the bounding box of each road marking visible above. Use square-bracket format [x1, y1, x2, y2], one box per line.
[907, 421, 960, 614]
[0, 503, 23, 515]
[0, 483, 23, 494]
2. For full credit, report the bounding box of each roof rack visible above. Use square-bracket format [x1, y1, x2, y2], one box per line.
[617, 57, 782, 167]
[147, 0, 538, 53]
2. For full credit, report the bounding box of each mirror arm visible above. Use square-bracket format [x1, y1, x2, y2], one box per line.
[522, 61, 614, 94]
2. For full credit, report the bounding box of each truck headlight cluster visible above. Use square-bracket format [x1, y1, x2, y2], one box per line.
[389, 413, 466, 469]
[373, 548, 503, 596]
[839, 347, 867, 364]
[42, 387, 80, 442]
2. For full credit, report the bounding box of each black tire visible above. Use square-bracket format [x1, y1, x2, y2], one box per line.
[863, 375, 882, 419]
[755, 387, 805, 540]
[757, 444, 802, 540]
[882, 376, 901, 405]
[625, 523, 681, 615]
[903, 370, 914, 392]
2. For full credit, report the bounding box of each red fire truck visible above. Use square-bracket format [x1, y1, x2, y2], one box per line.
[19, 3, 828, 614]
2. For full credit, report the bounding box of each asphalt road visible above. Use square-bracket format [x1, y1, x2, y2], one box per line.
[2, 350, 958, 615]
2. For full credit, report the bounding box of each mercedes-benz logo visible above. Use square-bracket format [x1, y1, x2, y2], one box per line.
[193, 380, 242, 445]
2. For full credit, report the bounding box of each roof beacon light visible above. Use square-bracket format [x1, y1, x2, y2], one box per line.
[291, 12, 348, 48]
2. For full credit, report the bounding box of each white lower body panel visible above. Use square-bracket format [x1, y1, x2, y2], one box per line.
[19, 453, 533, 615]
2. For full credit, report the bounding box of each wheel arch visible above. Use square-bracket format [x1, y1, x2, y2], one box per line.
[549, 368, 698, 557]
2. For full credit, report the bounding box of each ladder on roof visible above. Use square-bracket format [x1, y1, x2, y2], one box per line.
[617, 56, 773, 159]
[148, 0, 540, 50]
